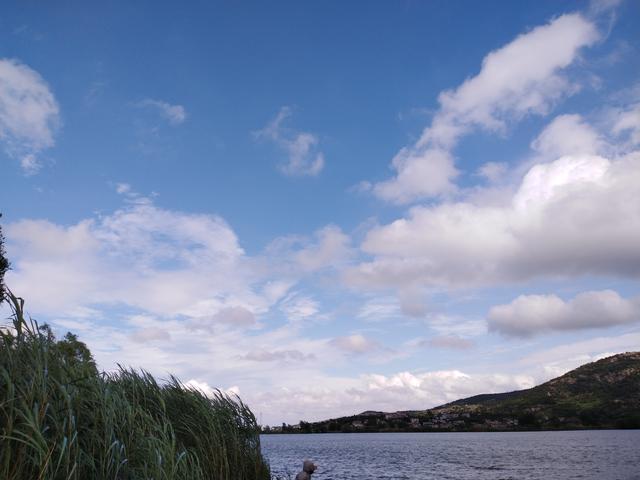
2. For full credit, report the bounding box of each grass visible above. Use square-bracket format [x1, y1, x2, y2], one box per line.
[0, 290, 271, 480]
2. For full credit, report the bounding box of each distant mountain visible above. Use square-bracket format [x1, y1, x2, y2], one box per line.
[268, 352, 640, 433]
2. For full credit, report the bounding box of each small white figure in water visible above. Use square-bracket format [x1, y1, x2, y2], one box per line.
[295, 459, 317, 480]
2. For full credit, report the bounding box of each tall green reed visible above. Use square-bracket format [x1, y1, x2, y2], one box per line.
[0, 290, 271, 480]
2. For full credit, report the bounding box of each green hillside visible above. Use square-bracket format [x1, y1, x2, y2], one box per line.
[275, 352, 640, 433]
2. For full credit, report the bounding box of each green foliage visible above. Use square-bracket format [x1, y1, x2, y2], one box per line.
[0, 291, 270, 480]
[516, 412, 539, 428]
[0, 214, 9, 303]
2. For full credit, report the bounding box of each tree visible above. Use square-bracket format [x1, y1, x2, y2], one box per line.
[57, 331, 98, 374]
[0, 213, 9, 303]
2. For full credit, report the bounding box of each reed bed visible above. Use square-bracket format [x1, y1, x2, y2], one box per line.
[0, 291, 271, 480]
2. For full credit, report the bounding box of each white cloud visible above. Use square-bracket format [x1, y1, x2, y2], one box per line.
[611, 102, 640, 148]
[488, 289, 640, 337]
[431, 14, 597, 135]
[349, 151, 640, 289]
[240, 349, 315, 363]
[292, 225, 351, 271]
[255, 106, 324, 176]
[428, 314, 487, 337]
[130, 327, 171, 343]
[115, 182, 132, 195]
[518, 331, 640, 379]
[184, 379, 239, 398]
[531, 113, 604, 158]
[279, 294, 320, 322]
[0, 58, 60, 174]
[264, 225, 352, 276]
[425, 335, 475, 350]
[398, 287, 429, 318]
[477, 161, 508, 183]
[329, 334, 379, 354]
[213, 306, 257, 326]
[5, 200, 261, 317]
[184, 379, 217, 397]
[138, 99, 187, 125]
[362, 370, 534, 406]
[190, 306, 257, 331]
[372, 148, 458, 203]
[357, 297, 401, 322]
[371, 13, 599, 203]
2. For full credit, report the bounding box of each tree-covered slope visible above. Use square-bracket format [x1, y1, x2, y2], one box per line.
[436, 352, 640, 430]
[284, 353, 640, 433]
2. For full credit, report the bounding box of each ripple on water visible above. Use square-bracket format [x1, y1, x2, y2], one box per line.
[261, 431, 640, 480]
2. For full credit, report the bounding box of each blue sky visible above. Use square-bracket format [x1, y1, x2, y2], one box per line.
[1, 0, 639, 424]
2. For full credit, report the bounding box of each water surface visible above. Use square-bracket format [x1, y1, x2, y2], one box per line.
[261, 430, 640, 479]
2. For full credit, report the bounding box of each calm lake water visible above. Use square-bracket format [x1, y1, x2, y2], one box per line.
[261, 430, 640, 480]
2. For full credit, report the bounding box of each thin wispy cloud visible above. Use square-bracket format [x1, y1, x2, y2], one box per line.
[137, 98, 187, 125]
[254, 106, 325, 176]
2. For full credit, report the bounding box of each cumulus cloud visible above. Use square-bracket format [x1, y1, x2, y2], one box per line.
[5, 200, 261, 317]
[138, 99, 187, 125]
[371, 13, 599, 203]
[488, 290, 640, 337]
[349, 150, 640, 289]
[531, 113, 604, 158]
[254, 106, 324, 176]
[264, 224, 352, 276]
[0, 58, 60, 174]
[372, 148, 458, 204]
[184, 379, 240, 399]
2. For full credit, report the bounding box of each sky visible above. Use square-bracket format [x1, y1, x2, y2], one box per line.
[1, 0, 639, 425]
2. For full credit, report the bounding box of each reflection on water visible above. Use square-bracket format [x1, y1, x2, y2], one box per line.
[261, 430, 640, 480]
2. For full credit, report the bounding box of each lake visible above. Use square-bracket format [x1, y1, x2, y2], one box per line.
[261, 430, 640, 479]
